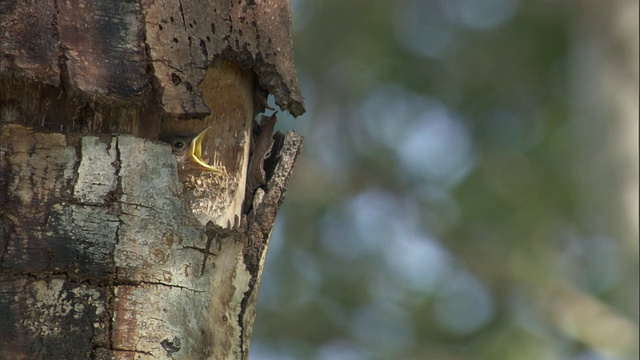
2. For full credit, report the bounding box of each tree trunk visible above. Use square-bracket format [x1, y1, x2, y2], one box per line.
[0, 1, 304, 359]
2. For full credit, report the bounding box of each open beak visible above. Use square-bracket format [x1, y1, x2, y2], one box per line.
[188, 127, 223, 173]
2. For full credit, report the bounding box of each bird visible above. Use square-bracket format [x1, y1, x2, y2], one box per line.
[161, 127, 223, 174]
[160, 126, 229, 225]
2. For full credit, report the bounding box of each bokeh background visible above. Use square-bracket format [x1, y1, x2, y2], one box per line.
[251, 1, 639, 359]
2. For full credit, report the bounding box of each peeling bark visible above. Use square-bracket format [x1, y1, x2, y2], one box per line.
[0, 124, 302, 359]
[0, 0, 304, 359]
[1, 0, 304, 137]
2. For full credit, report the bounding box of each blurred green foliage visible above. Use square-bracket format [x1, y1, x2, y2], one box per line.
[252, 1, 639, 359]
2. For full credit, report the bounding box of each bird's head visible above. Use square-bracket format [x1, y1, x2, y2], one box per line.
[162, 127, 222, 173]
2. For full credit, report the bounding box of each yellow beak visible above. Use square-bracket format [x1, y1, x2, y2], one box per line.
[188, 127, 223, 173]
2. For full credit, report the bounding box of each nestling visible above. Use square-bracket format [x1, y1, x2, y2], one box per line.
[161, 127, 223, 173]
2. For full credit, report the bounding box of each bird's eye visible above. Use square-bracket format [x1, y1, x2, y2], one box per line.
[173, 140, 185, 150]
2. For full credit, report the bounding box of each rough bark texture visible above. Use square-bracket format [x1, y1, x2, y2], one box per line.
[0, 0, 304, 137]
[0, 125, 302, 359]
[0, 0, 304, 359]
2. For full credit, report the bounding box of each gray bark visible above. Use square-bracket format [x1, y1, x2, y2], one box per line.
[0, 0, 304, 359]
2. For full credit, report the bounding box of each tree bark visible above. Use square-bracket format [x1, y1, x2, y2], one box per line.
[0, 1, 304, 359]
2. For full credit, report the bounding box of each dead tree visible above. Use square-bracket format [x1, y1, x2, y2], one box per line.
[0, 1, 304, 359]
